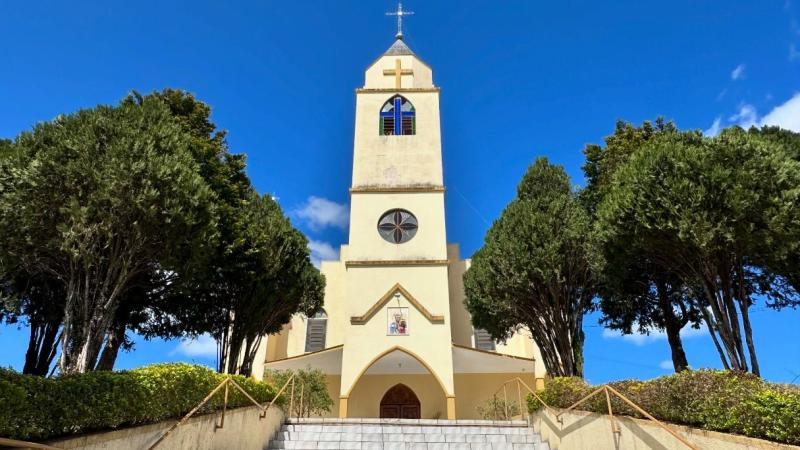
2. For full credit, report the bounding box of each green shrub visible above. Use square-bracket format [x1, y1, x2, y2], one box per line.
[526, 370, 800, 445]
[266, 368, 333, 417]
[0, 363, 277, 441]
[477, 394, 520, 420]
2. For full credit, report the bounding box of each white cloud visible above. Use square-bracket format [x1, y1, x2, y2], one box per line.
[171, 334, 217, 359]
[659, 360, 674, 370]
[729, 103, 759, 128]
[761, 92, 800, 131]
[707, 92, 800, 134]
[308, 240, 339, 268]
[730, 64, 746, 81]
[791, 44, 800, 62]
[601, 324, 706, 347]
[704, 117, 722, 137]
[293, 196, 349, 231]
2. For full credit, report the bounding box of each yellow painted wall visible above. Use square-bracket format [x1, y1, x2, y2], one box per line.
[347, 193, 447, 261]
[447, 245, 473, 348]
[454, 373, 537, 419]
[340, 266, 455, 397]
[347, 374, 447, 419]
[364, 53, 433, 90]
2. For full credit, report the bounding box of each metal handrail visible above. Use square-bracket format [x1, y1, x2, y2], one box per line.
[492, 377, 698, 450]
[0, 438, 63, 450]
[148, 371, 307, 450]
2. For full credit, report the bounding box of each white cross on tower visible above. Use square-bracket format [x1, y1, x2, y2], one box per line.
[386, 1, 414, 39]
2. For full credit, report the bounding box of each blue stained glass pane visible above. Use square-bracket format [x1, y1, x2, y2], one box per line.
[394, 97, 402, 135]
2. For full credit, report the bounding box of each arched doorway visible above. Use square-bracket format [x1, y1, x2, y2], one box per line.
[380, 384, 421, 419]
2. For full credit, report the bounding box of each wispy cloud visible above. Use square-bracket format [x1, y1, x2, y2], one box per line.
[730, 64, 746, 81]
[601, 325, 706, 347]
[791, 43, 800, 61]
[729, 103, 759, 128]
[659, 360, 674, 370]
[704, 117, 722, 137]
[293, 196, 349, 232]
[308, 240, 339, 268]
[171, 334, 217, 359]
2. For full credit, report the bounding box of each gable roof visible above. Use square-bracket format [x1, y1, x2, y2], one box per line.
[350, 283, 445, 325]
[384, 38, 415, 56]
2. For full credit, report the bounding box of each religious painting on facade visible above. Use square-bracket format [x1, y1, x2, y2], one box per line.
[387, 307, 409, 336]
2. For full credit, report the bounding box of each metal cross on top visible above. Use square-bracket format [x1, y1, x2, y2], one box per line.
[383, 58, 413, 89]
[386, 1, 414, 39]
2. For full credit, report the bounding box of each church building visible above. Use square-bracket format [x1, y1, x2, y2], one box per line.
[254, 13, 546, 420]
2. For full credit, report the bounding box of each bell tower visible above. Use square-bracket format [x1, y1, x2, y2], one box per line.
[338, 28, 457, 418]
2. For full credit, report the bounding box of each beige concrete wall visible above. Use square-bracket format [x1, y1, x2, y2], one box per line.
[340, 265, 455, 397]
[365, 53, 433, 90]
[352, 89, 442, 189]
[324, 374, 342, 418]
[532, 409, 800, 450]
[347, 374, 447, 419]
[447, 246, 473, 348]
[49, 406, 284, 450]
[454, 373, 537, 420]
[348, 192, 448, 261]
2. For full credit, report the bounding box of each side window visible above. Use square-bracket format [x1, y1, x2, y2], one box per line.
[380, 95, 416, 136]
[305, 309, 328, 353]
[473, 328, 496, 352]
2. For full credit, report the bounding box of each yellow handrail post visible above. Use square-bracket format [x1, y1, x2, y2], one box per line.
[503, 384, 509, 420]
[147, 378, 229, 450]
[289, 375, 296, 418]
[217, 376, 230, 429]
[603, 387, 619, 435]
[605, 386, 697, 450]
[299, 380, 305, 419]
[517, 380, 523, 420]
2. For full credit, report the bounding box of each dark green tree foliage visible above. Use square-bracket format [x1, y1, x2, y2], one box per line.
[0, 96, 219, 374]
[268, 369, 334, 417]
[133, 91, 323, 377]
[464, 158, 595, 377]
[597, 128, 800, 375]
[220, 192, 323, 375]
[583, 120, 703, 372]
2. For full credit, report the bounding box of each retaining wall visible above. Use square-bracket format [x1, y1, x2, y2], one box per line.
[531, 409, 800, 450]
[47, 406, 284, 450]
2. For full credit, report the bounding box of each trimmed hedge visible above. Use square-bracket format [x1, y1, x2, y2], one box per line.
[527, 370, 800, 445]
[0, 363, 278, 441]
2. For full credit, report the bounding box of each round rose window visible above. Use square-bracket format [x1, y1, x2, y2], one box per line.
[377, 209, 418, 244]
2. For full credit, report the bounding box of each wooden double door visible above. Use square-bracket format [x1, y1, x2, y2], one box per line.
[379, 384, 421, 419]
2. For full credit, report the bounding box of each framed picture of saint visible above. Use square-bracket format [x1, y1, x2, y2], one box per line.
[387, 307, 409, 336]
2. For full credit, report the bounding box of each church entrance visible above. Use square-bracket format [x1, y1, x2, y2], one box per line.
[379, 384, 421, 419]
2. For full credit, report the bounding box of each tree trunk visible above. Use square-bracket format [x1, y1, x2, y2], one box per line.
[95, 321, 127, 371]
[655, 280, 689, 372]
[23, 318, 62, 376]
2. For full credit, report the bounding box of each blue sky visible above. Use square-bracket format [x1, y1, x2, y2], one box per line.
[1, 0, 799, 384]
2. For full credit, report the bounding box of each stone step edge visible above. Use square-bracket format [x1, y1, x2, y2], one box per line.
[285, 419, 529, 427]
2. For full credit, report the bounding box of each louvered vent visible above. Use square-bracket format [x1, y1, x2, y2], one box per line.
[304, 311, 327, 353]
[473, 328, 496, 351]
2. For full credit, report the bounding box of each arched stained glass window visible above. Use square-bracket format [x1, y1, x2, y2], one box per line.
[380, 95, 416, 136]
[378, 209, 418, 244]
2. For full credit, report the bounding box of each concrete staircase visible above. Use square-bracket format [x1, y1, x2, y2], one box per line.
[269, 418, 550, 450]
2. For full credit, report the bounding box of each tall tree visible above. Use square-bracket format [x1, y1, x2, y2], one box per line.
[583, 120, 703, 372]
[92, 89, 253, 371]
[128, 91, 324, 376]
[597, 128, 800, 375]
[0, 96, 218, 374]
[464, 158, 596, 377]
